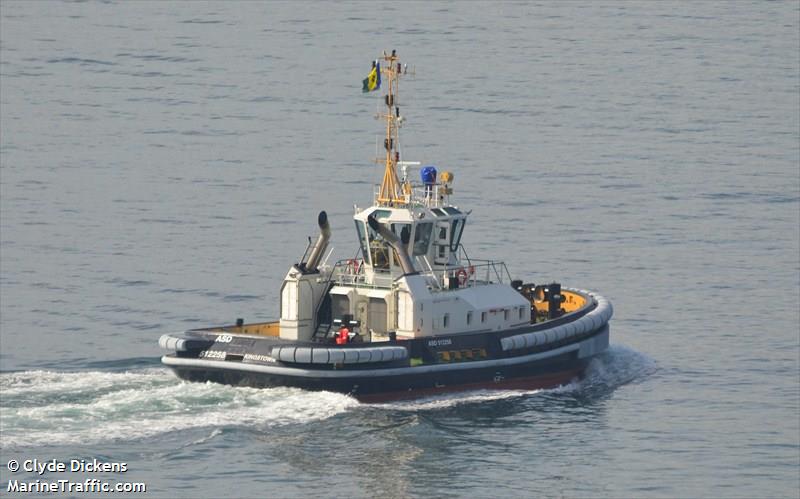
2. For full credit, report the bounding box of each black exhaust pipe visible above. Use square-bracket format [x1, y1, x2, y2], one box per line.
[304, 211, 331, 272]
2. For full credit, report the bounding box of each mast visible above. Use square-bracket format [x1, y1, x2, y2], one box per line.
[376, 50, 405, 206]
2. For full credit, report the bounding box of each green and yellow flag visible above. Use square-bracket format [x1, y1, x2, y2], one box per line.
[362, 61, 381, 93]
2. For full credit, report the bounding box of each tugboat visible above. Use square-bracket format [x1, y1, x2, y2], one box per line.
[159, 51, 613, 402]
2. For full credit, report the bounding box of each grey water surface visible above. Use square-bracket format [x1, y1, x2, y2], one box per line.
[1, 1, 798, 498]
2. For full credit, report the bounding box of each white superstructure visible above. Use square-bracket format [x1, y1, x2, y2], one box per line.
[278, 50, 529, 343]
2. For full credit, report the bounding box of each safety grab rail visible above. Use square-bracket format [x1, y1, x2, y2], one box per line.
[328, 253, 511, 291]
[372, 182, 452, 208]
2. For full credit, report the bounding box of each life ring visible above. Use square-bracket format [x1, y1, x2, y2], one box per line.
[456, 267, 469, 285]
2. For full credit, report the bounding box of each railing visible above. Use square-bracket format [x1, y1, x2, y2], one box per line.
[329, 251, 511, 292]
[420, 244, 512, 290]
[330, 258, 395, 289]
[372, 183, 451, 208]
[419, 255, 442, 291]
[425, 259, 512, 291]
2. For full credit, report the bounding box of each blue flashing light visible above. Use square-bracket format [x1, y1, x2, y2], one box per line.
[420, 166, 437, 185]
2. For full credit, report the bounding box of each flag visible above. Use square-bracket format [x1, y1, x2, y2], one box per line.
[362, 61, 381, 93]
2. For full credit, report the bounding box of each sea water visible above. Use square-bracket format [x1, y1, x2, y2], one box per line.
[1, 1, 798, 497]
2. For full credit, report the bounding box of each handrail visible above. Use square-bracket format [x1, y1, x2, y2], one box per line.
[331, 258, 394, 290]
[425, 259, 511, 291]
[372, 182, 451, 208]
[310, 268, 337, 340]
[419, 255, 443, 290]
[330, 248, 510, 292]
[457, 244, 473, 268]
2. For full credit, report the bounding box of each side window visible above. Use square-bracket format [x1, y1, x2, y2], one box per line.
[450, 219, 465, 251]
[467, 311, 472, 325]
[355, 220, 370, 264]
[481, 311, 487, 323]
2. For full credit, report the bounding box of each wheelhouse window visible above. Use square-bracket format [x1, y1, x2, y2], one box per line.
[412, 222, 433, 256]
[391, 223, 413, 254]
[372, 209, 393, 219]
[366, 221, 390, 271]
[450, 218, 465, 251]
[355, 220, 370, 264]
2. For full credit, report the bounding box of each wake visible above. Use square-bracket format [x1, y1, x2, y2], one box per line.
[0, 369, 357, 449]
[0, 344, 654, 448]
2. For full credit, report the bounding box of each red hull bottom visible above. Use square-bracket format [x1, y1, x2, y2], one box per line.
[354, 367, 585, 403]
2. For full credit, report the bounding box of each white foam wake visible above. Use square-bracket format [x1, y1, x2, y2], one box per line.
[0, 345, 654, 447]
[0, 369, 358, 449]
